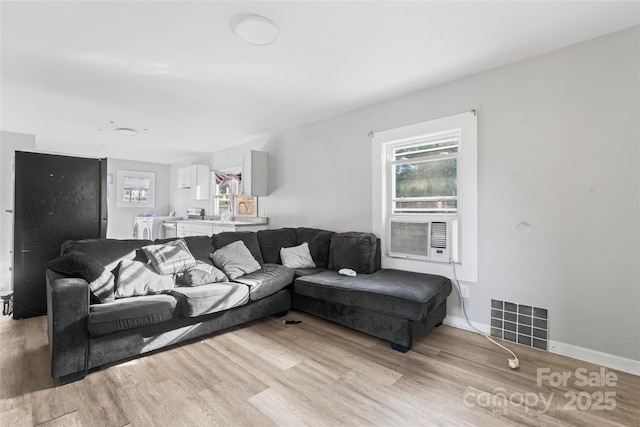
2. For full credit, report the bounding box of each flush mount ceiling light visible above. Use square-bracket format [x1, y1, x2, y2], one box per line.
[232, 15, 279, 45]
[115, 128, 138, 136]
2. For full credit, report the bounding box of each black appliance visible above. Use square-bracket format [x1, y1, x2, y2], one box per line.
[12, 151, 107, 319]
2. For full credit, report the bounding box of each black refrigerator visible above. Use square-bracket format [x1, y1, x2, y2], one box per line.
[12, 151, 108, 319]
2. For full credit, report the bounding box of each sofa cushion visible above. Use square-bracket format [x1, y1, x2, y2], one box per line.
[176, 261, 228, 286]
[211, 240, 261, 280]
[294, 269, 452, 321]
[257, 228, 297, 264]
[280, 242, 316, 269]
[233, 264, 295, 301]
[328, 232, 379, 274]
[61, 238, 150, 267]
[170, 282, 250, 317]
[88, 294, 178, 336]
[155, 235, 215, 265]
[115, 259, 175, 298]
[293, 267, 327, 277]
[46, 252, 116, 303]
[143, 239, 197, 275]
[295, 228, 334, 268]
[212, 231, 264, 265]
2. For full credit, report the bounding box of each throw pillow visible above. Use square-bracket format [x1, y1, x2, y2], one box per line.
[46, 252, 115, 303]
[115, 259, 175, 298]
[143, 239, 197, 275]
[210, 240, 261, 280]
[211, 231, 264, 265]
[176, 261, 228, 286]
[280, 242, 316, 269]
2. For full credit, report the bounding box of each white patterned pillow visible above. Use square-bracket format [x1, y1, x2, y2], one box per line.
[143, 239, 197, 275]
[115, 259, 175, 298]
[280, 242, 316, 269]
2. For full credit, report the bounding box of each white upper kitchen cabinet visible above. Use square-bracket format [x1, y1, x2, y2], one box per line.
[190, 164, 210, 200]
[241, 150, 267, 196]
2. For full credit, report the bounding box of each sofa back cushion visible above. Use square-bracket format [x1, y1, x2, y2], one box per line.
[211, 231, 264, 265]
[61, 238, 150, 267]
[328, 232, 380, 274]
[257, 228, 297, 264]
[296, 228, 335, 268]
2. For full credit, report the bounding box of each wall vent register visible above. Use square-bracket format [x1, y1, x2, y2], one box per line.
[490, 299, 548, 351]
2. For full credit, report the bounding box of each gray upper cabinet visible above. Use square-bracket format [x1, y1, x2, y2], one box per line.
[241, 150, 268, 196]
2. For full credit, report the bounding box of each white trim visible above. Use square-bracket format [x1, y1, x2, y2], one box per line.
[444, 315, 640, 376]
[444, 314, 491, 334]
[548, 340, 640, 376]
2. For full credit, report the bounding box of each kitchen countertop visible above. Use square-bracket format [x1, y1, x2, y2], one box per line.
[175, 219, 267, 227]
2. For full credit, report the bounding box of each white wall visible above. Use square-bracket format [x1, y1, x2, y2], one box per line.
[171, 27, 639, 366]
[106, 159, 170, 239]
[0, 131, 37, 295]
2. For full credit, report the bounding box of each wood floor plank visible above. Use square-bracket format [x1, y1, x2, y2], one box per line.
[0, 404, 32, 427]
[29, 383, 82, 426]
[36, 410, 83, 427]
[1, 311, 638, 426]
[71, 372, 129, 427]
[0, 339, 31, 413]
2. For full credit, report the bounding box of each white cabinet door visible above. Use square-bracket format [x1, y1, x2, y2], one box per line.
[190, 165, 210, 200]
[241, 150, 268, 196]
[177, 167, 191, 188]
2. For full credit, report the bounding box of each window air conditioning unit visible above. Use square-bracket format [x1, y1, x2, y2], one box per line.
[388, 218, 459, 263]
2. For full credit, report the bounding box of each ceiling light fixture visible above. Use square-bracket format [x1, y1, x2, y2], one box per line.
[232, 15, 279, 46]
[115, 128, 138, 136]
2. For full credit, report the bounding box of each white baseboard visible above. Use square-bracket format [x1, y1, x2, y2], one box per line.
[443, 314, 490, 334]
[443, 315, 640, 376]
[548, 340, 640, 376]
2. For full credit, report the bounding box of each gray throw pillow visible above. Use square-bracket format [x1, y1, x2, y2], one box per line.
[176, 261, 228, 286]
[46, 252, 116, 303]
[115, 259, 175, 298]
[210, 240, 261, 280]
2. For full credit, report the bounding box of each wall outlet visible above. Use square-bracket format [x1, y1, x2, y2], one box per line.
[259, 207, 266, 217]
[459, 284, 470, 298]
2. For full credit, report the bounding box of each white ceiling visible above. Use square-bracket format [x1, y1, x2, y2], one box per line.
[2, 1, 639, 164]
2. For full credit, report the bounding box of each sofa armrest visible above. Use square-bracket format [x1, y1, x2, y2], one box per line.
[46, 269, 90, 380]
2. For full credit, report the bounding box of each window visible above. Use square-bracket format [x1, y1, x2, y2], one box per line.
[212, 169, 258, 218]
[116, 170, 155, 208]
[390, 131, 460, 215]
[214, 179, 237, 216]
[372, 111, 477, 282]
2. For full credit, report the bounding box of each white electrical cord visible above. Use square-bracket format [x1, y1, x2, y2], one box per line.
[450, 261, 520, 370]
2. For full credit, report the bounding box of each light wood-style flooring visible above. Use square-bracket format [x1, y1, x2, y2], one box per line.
[1, 310, 639, 426]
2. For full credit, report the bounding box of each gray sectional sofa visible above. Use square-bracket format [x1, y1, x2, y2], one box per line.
[46, 227, 451, 384]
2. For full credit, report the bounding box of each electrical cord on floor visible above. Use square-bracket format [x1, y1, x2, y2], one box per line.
[450, 260, 520, 370]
